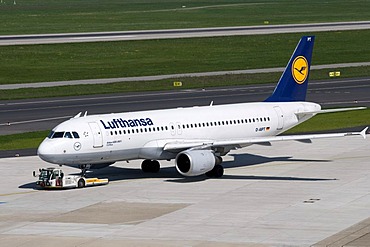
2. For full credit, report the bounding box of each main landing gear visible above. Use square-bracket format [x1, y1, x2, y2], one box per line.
[141, 159, 160, 173]
[205, 164, 224, 178]
[206, 156, 224, 178]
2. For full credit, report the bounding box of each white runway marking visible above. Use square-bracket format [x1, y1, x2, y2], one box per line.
[0, 116, 71, 126]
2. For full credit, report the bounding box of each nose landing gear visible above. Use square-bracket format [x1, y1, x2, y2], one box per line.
[79, 164, 91, 177]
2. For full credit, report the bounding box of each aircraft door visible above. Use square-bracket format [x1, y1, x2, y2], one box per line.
[273, 106, 284, 130]
[88, 122, 103, 148]
[176, 122, 182, 135]
[169, 122, 176, 136]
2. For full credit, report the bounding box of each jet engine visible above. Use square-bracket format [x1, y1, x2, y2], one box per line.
[175, 150, 216, 176]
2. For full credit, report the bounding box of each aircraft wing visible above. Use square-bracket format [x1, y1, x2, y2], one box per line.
[163, 127, 368, 152]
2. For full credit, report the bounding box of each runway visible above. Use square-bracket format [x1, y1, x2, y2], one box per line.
[1, 21, 370, 46]
[1, 77, 369, 135]
[0, 136, 369, 246]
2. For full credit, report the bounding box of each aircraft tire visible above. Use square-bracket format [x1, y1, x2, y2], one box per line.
[151, 160, 160, 173]
[205, 165, 224, 178]
[141, 160, 151, 172]
[213, 165, 224, 178]
[141, 160, 160, 173]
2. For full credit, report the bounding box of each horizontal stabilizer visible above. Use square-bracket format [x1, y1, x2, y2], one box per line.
[295, 106, 366, 117]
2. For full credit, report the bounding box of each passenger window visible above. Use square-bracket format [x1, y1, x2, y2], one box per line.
[72, 132, 80, 138]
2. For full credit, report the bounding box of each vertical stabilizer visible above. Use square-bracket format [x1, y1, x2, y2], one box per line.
[265, 36, 315, 102]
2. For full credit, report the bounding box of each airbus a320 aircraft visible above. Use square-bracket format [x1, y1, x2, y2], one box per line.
[38, 36, 367, 178]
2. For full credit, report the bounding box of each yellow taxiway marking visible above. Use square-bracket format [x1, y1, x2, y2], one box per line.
[0, 191, 38, 197]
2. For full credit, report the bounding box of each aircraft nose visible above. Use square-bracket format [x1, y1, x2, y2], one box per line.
[37, 139, 57, 163]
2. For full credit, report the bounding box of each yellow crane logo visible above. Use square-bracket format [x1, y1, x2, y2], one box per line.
[292, 56, 308, 84]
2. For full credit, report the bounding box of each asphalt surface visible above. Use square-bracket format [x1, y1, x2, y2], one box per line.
[0, 77, 369, 137]
[1, 136, 370, 246]
[1, 21, 370, 46]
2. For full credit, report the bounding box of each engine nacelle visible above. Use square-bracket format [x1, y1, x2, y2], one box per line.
[175, 150, 216, 176]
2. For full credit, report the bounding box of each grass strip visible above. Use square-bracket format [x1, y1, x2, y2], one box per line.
[286, 109, 370, 134]
[0, 130, 48, 151]
[1, 0, 370, 34]
[1, 30, 370, 85]
[1, 110, 369, 151]
[1, 66, 369, 101]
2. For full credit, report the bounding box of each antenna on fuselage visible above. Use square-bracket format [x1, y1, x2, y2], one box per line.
[73, 112, 82, 118]
[84, 111, 88, 117]
[210, 101, 214, 106]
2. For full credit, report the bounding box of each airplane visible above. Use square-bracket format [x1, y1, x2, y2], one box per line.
[37, 36, 367, 178]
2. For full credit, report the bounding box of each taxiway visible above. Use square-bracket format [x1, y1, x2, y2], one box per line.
[0, 135, 369, 246]
[1, 21, 370, 46]
[1, 77, 369, 135]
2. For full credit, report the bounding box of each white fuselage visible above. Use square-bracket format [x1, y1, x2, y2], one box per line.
[37, 101, 320, 168]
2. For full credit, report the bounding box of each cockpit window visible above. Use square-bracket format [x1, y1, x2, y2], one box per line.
[48, 131, 79, 139]
[52, 132, 64, 138]
[72, 132, 80, 138]
[64, 132, 73, 139]
[48, 131, 55, 138]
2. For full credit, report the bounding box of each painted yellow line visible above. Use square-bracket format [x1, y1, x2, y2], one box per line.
[0, 191, 38, 197]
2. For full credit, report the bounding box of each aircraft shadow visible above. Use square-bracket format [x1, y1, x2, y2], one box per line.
[19, 153, 333, 189]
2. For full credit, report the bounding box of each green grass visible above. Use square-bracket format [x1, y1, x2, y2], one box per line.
[0, 0, 369, 35]
[1, 30, 370, 86]
[1, 66, 370, 101]
[287, 109, 370, 134]
[1, 110, 369, 151]
[0, 130, 48, 150]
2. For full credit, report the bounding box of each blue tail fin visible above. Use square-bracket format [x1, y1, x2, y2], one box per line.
[265, 36, 315, 102]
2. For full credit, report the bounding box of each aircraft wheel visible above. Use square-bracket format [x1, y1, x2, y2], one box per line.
[213, 165, 224, 178]
[141, 160, 160, 173]
[205, 170, 214, 178]
[77, 178, 85, 188]
[205, 165, 224, 178]
[141, 160, 151, 172]
[151, 160, 160, 173]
